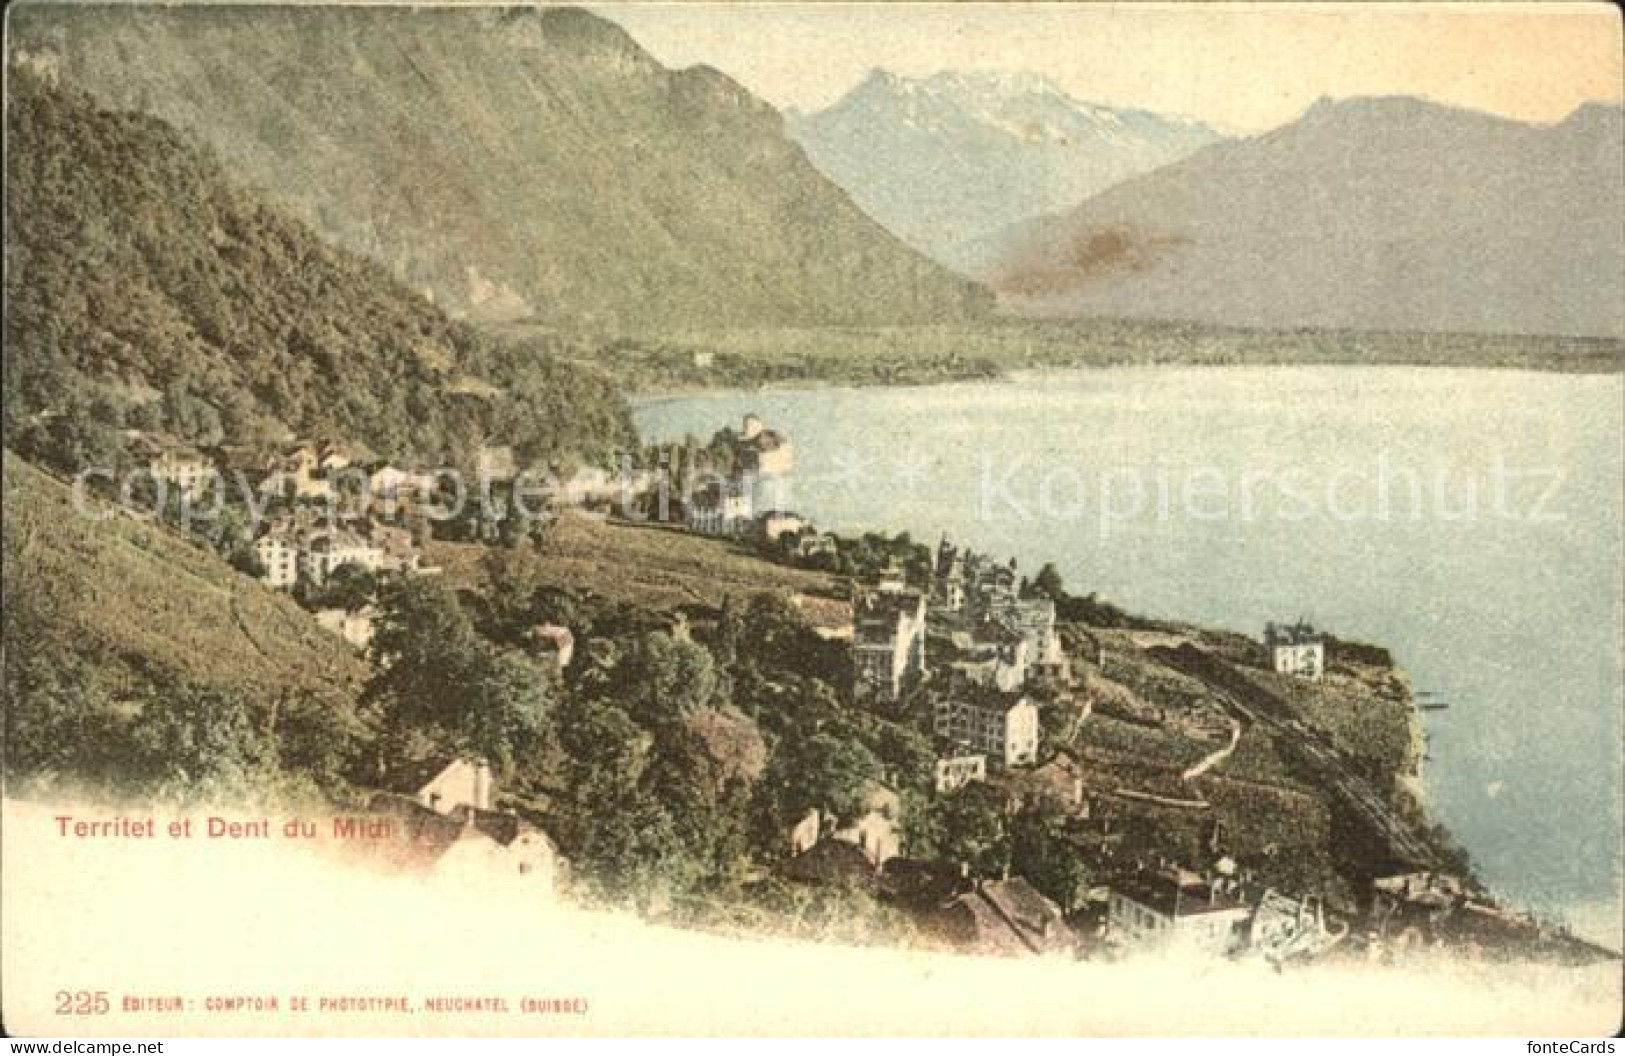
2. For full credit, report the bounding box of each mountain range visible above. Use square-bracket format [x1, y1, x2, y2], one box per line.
[984, 95, 1625, 338]
[9, 4, 1621, 344]
[9, 4, 989, 332]
[788, 70, 1221, 274]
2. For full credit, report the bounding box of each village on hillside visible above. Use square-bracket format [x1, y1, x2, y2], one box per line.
[88, 412, 1611, 968]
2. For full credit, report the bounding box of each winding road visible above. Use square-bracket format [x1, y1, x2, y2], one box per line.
[1152, 644, 1438, 870]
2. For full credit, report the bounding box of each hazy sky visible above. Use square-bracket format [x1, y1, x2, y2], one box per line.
[593, 2, 1623, 133]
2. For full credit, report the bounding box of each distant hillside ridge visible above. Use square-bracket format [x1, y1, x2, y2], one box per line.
[986, 95, 1625, 338]
[3, 70, 634, 466]
[788, 69, 1222, 274]
[8, 4, 991, 332]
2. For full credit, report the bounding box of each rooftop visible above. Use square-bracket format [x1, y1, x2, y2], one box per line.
[783, 839, 877, 886]
[1109, 871, 1251, 919]
[944, 877, 1076, 957]
[855, 588, 925, 631]
[528, 623, 575, 649]
[1266, 621, 1324, 646]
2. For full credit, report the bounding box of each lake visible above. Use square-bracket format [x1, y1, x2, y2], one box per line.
[634, 366, 1624, 946]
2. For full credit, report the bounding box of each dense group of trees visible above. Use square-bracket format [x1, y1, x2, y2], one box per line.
[2, 633, 359, 808]
[362, 578, 553, 771]
[323, 561, 976, 926]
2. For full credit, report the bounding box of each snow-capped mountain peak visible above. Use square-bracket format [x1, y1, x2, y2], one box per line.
[788, 69, 1224, 272]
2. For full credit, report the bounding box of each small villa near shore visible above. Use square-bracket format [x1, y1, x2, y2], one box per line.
[1105, 867, 1254, 955]
[1266, 621, 1326, 680]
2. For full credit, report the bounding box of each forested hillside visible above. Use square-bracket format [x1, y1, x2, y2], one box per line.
[3, 73, 634, 469]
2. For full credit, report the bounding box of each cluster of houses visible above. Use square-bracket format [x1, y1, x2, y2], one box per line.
[799, 532, 1386, 962]
[777, 730, 1369, 962]
[252, 515, 430, 590]
[135, 430, 647, 522]
[131, 432, 443, 590]
[133, 432, 440, 507]
[1100, 858, 1352, 962]
[929, 541, 1070, 771]
[777, 774, 1082, 957]
[847, 538, 1073, 775]
[350, 751, 1597, 965]
[341, 750, 1346, 964]
[851, 568, 929, 704]
[779, 780, 1348, 962]
[129, 433, 452, 649]
[333, 756, 563, 892]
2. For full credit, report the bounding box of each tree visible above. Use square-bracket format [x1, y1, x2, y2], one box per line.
[457, 649, 552, 770]
[926, 785, 1011, 877]
[571, 801, 705, 911]
[736, 593, 802, 664]
[161, 386, 222, 442]
[767, 732, 884, 828]
[477, 547, 546, 639]
[1010, 811, 1093, 913]
[128, 684, 274, 803]
[13, 391, 125, 478]
[729, 594, 849, 691]
[1, 651, 127, 787]
[271, 691, 368, 793]
[365, 577, 549, 765]
[369, 577, 479, 677]
[711, 595, 742, 672]
[553, 696, 650, 811]
[639, 720, 755, 890]
[1033, 562, 1067, 602]
[305, 562, 377, 613]
[605, 631, 720, 726]
[862, 719, 935, 792]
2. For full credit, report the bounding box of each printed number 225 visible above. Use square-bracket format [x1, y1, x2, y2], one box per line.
[55, 990, 110, 1015]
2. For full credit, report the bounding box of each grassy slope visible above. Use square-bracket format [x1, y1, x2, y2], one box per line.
[2, 452, 367, 710]
[428, 515, 849, 623]
[1059, 616, 1415, 893]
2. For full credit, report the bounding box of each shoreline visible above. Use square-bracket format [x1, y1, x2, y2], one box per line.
[595, 319, 1625, 400]
[625, 358, 1625, 402]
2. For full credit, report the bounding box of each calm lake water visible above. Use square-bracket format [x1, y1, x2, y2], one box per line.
[634, 367, 1624, 946]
